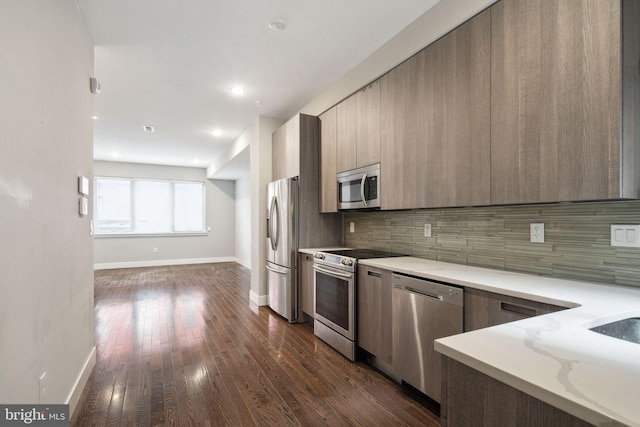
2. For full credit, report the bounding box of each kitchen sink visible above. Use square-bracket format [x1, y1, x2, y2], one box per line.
[589, 318, 640, 345]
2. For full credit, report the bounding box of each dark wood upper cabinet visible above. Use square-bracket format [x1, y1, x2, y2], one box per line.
[319, 107, 338, 213]
[335, 80, 381, 174]
[381, 8, 491, 210]
[355, 80, 381, 169]
[490, 0, 640, 204]
[271, 116, 299, 182]
[325, 0, 640, 210]
[336, 94, 358, 173]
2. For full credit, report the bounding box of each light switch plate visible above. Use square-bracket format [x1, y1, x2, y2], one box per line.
[78, 176, 89, 195]
[610, 225, 640, 247]
[424, 223, 432, 237]
[349, 222, 355, 233]
[79, 197, 88, 216]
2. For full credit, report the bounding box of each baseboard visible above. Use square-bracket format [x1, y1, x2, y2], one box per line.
[250, 290, 268, 306]
[67, 346, 96, 418]
[94, 257, 239, 270]
[237, 258, 251, 269]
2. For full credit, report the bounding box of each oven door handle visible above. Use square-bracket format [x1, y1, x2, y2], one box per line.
[313, 265, 353, 279]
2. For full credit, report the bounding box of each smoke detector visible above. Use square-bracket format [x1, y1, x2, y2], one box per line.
[268, 20, 287, 31]
[143, 125, 155, 133]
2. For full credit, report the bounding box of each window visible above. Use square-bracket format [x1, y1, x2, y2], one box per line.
[94, 177, 205, 235]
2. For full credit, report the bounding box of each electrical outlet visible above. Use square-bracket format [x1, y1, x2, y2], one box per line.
[424, 223, 432, 237]
[530, 223, 544, 243]
[610, 225, 640, 247]
[39, 372, 47, 403]
[349, 222, 355, 233]
[153, 247, 158, 253]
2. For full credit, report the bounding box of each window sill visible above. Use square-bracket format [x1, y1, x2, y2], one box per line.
[94, 232, 208, 238]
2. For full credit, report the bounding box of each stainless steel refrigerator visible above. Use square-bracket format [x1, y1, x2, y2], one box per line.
[266, 177, 299, 322]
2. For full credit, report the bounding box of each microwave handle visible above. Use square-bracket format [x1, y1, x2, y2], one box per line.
[360, 173, 368, 207]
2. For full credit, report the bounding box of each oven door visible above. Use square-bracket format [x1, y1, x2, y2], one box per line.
[313, 263, 355, 340]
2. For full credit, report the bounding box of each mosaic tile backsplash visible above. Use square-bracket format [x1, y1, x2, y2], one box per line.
[344, 201, 640, 287]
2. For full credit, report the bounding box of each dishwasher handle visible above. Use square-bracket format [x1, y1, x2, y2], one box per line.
[392, 273, 463, 307]
[393, 284, 444, 301]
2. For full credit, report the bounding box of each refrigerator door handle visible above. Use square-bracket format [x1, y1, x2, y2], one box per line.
[272, 196, 280, 250]
[266, 263, 289, 274]
[268, 196, 277, 251]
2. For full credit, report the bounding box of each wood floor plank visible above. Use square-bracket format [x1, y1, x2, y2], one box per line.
[71, 263, 440, 427]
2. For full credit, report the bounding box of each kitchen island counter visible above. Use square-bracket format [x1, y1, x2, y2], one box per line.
[359, 256, 640, 426]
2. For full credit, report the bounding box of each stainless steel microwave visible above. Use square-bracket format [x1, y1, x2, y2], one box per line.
[337, 163, 380, 210]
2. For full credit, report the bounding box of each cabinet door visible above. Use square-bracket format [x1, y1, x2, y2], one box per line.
[381, 56, 421, 210]
[356, 80, 381, 168]
[464, 288, 566, 332]
[491, 0, 621, 204]
[417, 8, 491, 208]
[299, 254, 315, 317]
[319, 107, 338, 213]
[381, 9, 490, 210]
[272, 117, 300, 181]
[336, 95, 357, 173]
[357, 265, 392, 364]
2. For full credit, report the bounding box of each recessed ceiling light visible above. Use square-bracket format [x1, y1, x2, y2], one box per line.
[92, 115, 99, 120]
[143, 125, 155, 133]
[231, 86, 246, 96]
[212, 129, 223, 137]
[111, 151, 119, 158]
[192, 158, 200, 164]
[268, 20, 287, 31]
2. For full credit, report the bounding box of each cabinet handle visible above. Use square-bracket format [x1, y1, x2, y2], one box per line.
[367, 271, 381, 278]
[500, 302, 537, 318]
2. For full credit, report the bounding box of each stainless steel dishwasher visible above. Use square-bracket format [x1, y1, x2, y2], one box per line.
[392, 273, 464, 404]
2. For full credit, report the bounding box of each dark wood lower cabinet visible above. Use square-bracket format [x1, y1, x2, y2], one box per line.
[464, 288, 567, 332]
[442, 357, 594, 427]
[299, 253, 315, 318]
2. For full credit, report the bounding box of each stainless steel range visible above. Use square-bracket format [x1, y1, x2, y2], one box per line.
[312, 248, 404, 360]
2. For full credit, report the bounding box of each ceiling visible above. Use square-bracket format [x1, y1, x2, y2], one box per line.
[78, 0, 441, 171]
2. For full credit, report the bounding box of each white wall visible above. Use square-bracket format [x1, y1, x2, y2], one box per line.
[94, 161, 236, 268]
[250, 117, 284, 304]
[235, 173, 251, 269]
[0, 0, 95, 413]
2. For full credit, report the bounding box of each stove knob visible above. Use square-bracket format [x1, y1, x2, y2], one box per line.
[314, 253, 325, 260]
[341, 258, 353, 266]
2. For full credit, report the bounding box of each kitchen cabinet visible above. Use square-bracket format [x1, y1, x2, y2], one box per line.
[381, 8, 491, 210]
[299, 253, 315, 318]
[336, 80, 381, 174]
[442, 357, 592, 427]
[319, 107, 338, 213]
[357, 265, 392, 366]
[464, 288, 566, 332]
[490, 0, 640, 204]
[271, 114, 343, 252]
[272, 115, 300, 181]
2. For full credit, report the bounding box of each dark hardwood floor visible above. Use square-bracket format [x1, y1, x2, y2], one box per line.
[72, 263, 440, 426]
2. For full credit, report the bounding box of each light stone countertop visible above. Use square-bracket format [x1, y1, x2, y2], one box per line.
[359, 256, 640, 427]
